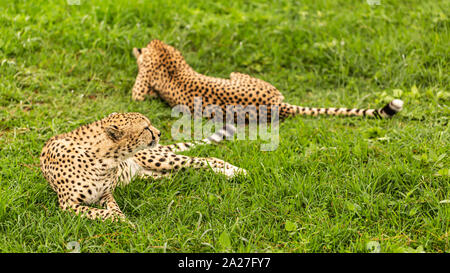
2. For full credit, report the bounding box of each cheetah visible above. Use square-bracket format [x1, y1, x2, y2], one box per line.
[40, 112, 246, 223]
[131, 39, 403, 121]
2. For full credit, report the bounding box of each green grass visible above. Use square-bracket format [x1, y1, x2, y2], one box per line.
[0, 0, 449, 253]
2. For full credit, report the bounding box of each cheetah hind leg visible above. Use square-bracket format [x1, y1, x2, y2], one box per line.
[99, 193, 135, 228]
[60, 200, 124, 222]
[59, 195, 134, 227]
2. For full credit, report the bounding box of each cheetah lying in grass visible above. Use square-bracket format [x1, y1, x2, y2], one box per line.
[40, 112, 245, 223]
[131, 39, 403, 121]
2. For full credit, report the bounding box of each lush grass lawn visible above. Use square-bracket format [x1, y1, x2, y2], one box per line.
[0, 0, 448, 253]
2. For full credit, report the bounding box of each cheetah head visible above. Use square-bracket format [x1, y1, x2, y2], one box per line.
[102, 112, 161, 160]
[131, 39, 187, 101]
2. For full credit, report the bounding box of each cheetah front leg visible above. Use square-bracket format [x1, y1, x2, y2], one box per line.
[132, 72, 158, 101]
[134, 151, 247, 179]
[194, 157, 248, 178]
[57, 189, 131, 225]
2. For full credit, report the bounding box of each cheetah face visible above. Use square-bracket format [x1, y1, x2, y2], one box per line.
[104, 113, 161, 158]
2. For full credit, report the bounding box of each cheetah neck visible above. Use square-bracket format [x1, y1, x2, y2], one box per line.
[156, 65, 210, 105]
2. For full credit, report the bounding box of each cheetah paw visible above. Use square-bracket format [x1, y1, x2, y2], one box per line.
[212, 164, 248, 179]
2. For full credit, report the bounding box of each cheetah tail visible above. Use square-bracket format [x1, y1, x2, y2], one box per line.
[202, 123, 237, 143]
[162, 124, 237, 153]
[279, 99, 403, 119]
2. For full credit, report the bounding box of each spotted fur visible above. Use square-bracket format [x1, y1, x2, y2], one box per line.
[40, 113, 245, 223]
[132, 39, 403, 121]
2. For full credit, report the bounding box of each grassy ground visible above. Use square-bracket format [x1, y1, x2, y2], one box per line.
[0, 0, 448, 253]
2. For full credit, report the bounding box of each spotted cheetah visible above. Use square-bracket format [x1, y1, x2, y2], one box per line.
[40, 113, 246, 223]
[131, 39, 403, 121]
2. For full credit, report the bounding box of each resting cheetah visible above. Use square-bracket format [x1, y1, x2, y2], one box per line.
[131, 39, 403, 121]
[40, 113, 245, 223]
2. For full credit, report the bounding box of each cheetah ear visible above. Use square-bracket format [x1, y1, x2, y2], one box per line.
[148, 39, 165, 50]
[105, 125, 125, 142]
[133, 48, 142, 59]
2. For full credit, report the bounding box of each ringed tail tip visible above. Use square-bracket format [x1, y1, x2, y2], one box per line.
[391, 99, 404, 111]
[382, 99, 403, 117]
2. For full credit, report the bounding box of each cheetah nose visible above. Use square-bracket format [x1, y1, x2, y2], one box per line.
[157, 131, 161, 138]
